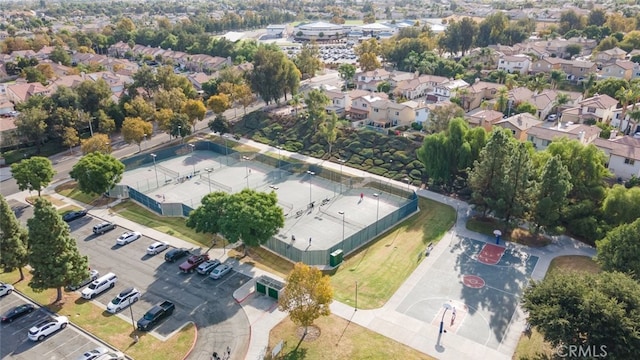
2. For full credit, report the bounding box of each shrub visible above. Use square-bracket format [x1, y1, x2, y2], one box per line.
[411, 122, 423, 131]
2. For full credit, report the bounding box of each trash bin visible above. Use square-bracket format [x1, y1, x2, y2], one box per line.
[330, 249, 344, 267]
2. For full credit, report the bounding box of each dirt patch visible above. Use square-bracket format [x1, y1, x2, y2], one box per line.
[296, 325, 321, 342]
[509, 228, 551, 248]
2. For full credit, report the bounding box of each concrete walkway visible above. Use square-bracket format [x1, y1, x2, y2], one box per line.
[4, 133, 598, 360]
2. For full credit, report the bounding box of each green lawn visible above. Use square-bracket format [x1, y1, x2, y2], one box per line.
[513, 255, 599, 360]
[1, 141, 66, 165]
[268, 314, 435, 360]
[110, 201, 213, 247]
[330, 198, 456, 309]
[55, 181, 99, 204]
[0, 271, 195, 360]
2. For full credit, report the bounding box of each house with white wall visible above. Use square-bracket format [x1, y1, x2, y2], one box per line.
[497, 54, 531, 75]
[593, 136, 640, 180]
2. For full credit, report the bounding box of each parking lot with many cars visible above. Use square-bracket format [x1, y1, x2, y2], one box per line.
[9, 202, 252, 359]
[0, 293, 112, 360]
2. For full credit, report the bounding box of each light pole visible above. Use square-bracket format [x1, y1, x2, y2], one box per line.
[129, 299, 136, 331]
[188, 143, 196, 175]
[242, 156, 250, 188]
[338, 211, 345, 242]
[404, 177, 411, 191]
[307, 170, 315, 204]
[151, 153, 159, 188]
[373, 193, 380, 234]
[276, 146, 282, 169]
[206, 168, 213, 193]
[178, 125, 182, 143]
[355, 281, 358, 311]
[437, 303, 453, 347]
[338, 159, 346, 194]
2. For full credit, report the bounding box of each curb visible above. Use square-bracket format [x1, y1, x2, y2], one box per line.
[181, 321, 198, 360]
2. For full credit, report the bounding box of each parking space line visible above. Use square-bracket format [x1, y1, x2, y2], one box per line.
[41, 331, 80, 356]
[213, 271, 237, 287]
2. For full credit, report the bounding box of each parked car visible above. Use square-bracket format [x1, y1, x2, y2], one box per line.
[94, 352, 125, 360]
[1, 304, 35, 323]
[179, 254, 210, 273]
[67, 269, 99, 291]
[76, 347, 109, 360]
[196, 259, 221, 275]
[81, 273, 118, 299]
[137, 300, 175, 331]
[28, 316, 68, 341]
[146, 241, 169, 255]
[106, 287, 141, 313]
[164, 248, 189, 262]
[116, 231, 141, 245]
[209, 264, 232, 280]
[63, 210, 87, 222]
[93, 222, 116, 235]
[0, 282, 14, 296]
[546, 114, 557, 122]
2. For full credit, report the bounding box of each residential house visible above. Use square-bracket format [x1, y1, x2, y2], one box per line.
[593, 135, 640, 180]
[5, 82, 51, 103]
[0, 96, 14, 115]
[464, 80, 503, 111]
[433, 79, 469, 101]
[387, 70, 415, 87]
[354, 69, 391, 92]
[495, 113, 542, 141]
[347, 91, 388, 121]
[325, 89, 351, 116]
[465, 109, 504, 131]
[497, 55, 531, 75]
[561, 93, 618, 124]
[0, 116, 19, 148]
[561, 60, 598, 83]
[610, 103, 640, 135]
[368, 99, 415, 128]
[600, 60, 635, 81]
[403, 100, 430, 124]
[530, 57, 568, 74]
[393, 74, 448, 100]
[593, 47, 627, 66]
[35, 46, 57, 60]
[529, 89, 583, 120]
[187, 72, 214, 91]
[40, 60, 74, 77]
[526, 122, 601, 150]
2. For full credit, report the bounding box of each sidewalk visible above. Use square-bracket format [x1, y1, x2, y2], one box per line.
[9, 134, 598, 360]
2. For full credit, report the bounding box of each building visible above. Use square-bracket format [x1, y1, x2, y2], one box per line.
[526, 122, 601, 150]
[561, 93, 618, 124]
[593, 135, 640, 180]
[495, 113, 542, 141]
[497, 55, 531, 75]
[368, 99, 414, 128]
[293, 22, 348, 42]
[266, 24, 288, 38]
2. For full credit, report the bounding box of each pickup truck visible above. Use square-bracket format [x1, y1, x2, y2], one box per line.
[137, 300, 175, 331]
[178, 254, 210, 273]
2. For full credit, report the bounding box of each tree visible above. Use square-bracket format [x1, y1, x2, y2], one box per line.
[168, 112, 191, 140]
[70, 152, 124, 196]
[427, 102, 465, 133]
[601, 185, 640, 227]
[338, 63, 356, 89]
[250, 45, 296, 105]
[514, 101, 537, 115]
[499, 142, 535, 225]
[95, 109, 116, 134]
[11, 157, 55, 196]
[208, 93, 231, 115]
[319, 111, 339, 155]
[294, 42, 322, 79]
[468, 129, 514, 216]
[305, 89, 330, 132]
[588, 9, 607, 27]
[235, 83, 255, 115]
[155, 88, 187, 113]
[62, 127, 79, 153]
[81, 133, 112, 154]
[219, 189, 284, 256]
[121, 117, 153, 152]
[48, 46, 71, 66]
[208, 115, 231, 135]
[27, 198, 89, 302]
[0, 195, 29, 281]
[377, 81, 391, 93]
[532, 155, 572, 232]
[565, 43, 582, 59]
[559, 10, 585, 35]
[358, 52, 381, 72]
[14, 107, 48, 154]
[588, 77, 629, 99]
[278, 262, 333, 337]
[523, 271, 640, 358]
[123, 96, 155, 121]
[76, 79, 112, 115]
[182, 99, 207, 131]
[597, 218, 640, 279]
[549, 69, 566, 90]
[186, 192, 228, 245]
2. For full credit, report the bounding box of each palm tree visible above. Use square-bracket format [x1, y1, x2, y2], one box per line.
[526, 73, 549, 93]
[615, 86, 635, 128]
[505, 74, 520, 90]
[582, 72, 597, 97]
[289, 94, 303, 117]
[553, 93, 570, 121]
[493, 69, 508, 84]
[627, 108, 640, 135]
[549, 69, 566, 90]
[495, 87, 509, 113]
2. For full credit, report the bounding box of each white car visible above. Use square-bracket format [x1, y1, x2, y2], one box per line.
[197, 259, 221, 275]
[81, 273, 118, 300]
[95, 351, 125, 360]
[146, 241, 169, 255]
[106, 287, 141, 313]
[116, 231, 141, 246]
[209, 264, 232, 280]
[0, 282, 14, 297]
[76, 347, 109, 360]
[28, 315, 69, 341]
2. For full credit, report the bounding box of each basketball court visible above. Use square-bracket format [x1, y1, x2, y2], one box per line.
[396, 236, 538, 350]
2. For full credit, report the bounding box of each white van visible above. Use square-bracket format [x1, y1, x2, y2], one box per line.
[81, 273, 118, 299]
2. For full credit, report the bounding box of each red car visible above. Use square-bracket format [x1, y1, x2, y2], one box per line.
[178, 254, 210, 273]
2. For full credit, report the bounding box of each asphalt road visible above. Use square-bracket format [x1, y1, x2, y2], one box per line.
[11, 203, 252, 360]
[0, 293, 111, 360]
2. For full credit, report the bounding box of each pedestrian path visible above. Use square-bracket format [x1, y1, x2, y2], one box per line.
[5, 134, 599, 360]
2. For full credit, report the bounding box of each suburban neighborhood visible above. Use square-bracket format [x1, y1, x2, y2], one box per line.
[1, 1, 640, 360]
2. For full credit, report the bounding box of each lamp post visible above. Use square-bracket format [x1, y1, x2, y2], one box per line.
[338, 211, 345, 242]
[206, 168, 213, 193]
[373, 193, 380, 234]
[188, 143, 196, 175]
[150, 153, 159, 188]
[242, 156, 250, 188]
[178, 125, 182, 143]
[129, 299, 136, 331]
[307, 170, 315, 204]
[338, 159, 346, 194]
[355, 280, 358, 311]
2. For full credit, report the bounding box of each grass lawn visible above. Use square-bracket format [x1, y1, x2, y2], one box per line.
[0, 271, 195, 360]
[228, 246, 295, 279]
[466, 217, 550, 247]
[26, 194, 67, 207]
[58, 204, 83, 216]
[512, 255, 600, 360]
[330, 198, 455, 309]
[1, 141, 66, 165]
[267, 314, 435, 360]
[55, 181, 100, 205]
[110, 201, 213, 247]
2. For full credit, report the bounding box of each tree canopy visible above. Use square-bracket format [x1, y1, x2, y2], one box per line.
[70, 152, 124, 195]
[11, 156, 55, 196]
[596, 218, 640, 280]
[0, 195, 29, 280]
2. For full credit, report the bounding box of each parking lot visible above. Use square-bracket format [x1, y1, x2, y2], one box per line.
[11, 202, 252, 359]
[282, 43, 357, 65]
[0, 293, 109, 360]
